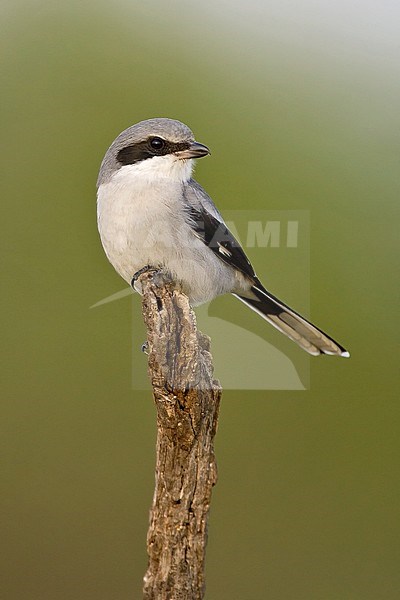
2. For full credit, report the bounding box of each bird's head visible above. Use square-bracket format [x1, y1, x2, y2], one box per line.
[97, 118, 210, 187]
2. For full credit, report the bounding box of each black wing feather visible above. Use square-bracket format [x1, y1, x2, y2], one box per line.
[186, 205, 258, 282]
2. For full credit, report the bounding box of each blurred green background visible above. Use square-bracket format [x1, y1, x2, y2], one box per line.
[1, 1, 399, 598]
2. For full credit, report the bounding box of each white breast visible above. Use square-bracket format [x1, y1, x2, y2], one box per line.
[97, 157, 240, 305]
[97, 160, 183, 275]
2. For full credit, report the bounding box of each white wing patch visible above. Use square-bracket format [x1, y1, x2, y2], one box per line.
[217, 242, 232, 258]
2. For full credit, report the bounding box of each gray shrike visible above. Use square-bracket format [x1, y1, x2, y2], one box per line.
[97, 118, 349, 357]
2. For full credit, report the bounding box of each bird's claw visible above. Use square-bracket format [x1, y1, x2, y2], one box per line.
[131, 265, 154, 289]
[131, 265, 161, 293]
[131, 266, 170, 294]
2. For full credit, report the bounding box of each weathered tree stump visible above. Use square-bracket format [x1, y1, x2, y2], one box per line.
[138, 270, 221, 600]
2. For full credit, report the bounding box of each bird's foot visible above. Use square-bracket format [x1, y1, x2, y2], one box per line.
[131, 266, 171, 294]
[131, 265, 155, 288]
[131, 265, 161, 293]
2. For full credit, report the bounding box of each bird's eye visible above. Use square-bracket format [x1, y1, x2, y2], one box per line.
[150, 137, 165, 150]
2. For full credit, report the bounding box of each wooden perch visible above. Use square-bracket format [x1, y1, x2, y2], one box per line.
[138, 270, 222, 600]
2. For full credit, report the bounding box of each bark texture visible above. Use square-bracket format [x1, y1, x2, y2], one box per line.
[139, 270, 221, 600]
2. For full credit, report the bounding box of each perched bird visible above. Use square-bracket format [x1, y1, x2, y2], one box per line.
[97, 118, 349, 357]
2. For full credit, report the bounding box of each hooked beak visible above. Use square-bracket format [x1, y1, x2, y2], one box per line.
[175, 141, 210, 160]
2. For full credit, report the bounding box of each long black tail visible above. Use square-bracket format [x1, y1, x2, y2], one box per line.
[234, 285, 349, 357]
